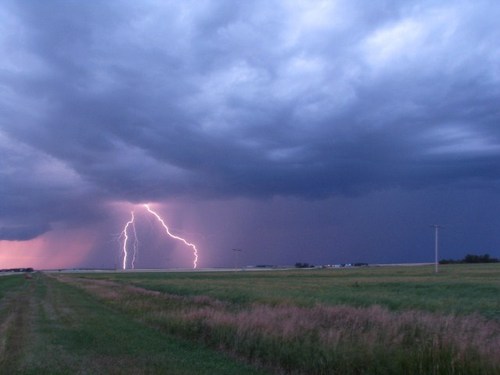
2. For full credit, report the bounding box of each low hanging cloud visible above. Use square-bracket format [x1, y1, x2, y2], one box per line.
[0, 223, 52, 241]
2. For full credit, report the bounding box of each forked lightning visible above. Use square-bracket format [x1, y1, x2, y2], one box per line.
[120, 204, 199, 269]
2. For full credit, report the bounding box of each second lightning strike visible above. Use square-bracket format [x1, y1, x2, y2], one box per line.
[144, 204, 199, 269]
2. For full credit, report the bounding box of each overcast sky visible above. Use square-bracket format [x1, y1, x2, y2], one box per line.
[1, 0, 499, 269]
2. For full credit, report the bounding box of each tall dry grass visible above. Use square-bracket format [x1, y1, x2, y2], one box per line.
[58, 276, 500, 375]
[166, 304, 500, 374]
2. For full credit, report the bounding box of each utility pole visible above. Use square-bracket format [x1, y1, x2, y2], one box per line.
[430, 225, 443, 273]
[232, 248, 242, 270]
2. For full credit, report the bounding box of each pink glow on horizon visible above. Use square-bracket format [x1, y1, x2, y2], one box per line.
[0, 229, 92, 269]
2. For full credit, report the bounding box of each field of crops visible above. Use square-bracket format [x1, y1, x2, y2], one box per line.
[1, 264, 499, 374]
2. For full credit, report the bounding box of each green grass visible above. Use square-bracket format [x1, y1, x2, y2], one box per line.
[0, 273, 270, 375]
[57, 264, 500, 374]
[2, 265, 499, 374]
[0, 274, 26, 300]
[80, 264, 500, 320]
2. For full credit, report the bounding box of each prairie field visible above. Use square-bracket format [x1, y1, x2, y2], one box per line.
[0, 264, 499, 374]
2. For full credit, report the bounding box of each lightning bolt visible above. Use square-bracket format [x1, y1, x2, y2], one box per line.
[144, 204, 199, 269]
[121, 211, 135, 270]
[130, 217, 139, 269]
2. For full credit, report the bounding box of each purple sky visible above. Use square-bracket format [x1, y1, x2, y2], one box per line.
[1, 0, 500, 269]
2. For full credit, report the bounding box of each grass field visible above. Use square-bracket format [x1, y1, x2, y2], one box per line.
[1, 264, 499, 374]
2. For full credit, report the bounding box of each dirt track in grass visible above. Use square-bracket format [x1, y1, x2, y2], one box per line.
[0, 273, 270, 375]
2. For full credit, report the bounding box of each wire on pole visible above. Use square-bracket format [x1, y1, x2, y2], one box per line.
[430, 225, 443, 274]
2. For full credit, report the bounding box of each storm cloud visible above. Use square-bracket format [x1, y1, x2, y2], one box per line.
[1, 0, 499, 267]
[0, 223, 51, 241]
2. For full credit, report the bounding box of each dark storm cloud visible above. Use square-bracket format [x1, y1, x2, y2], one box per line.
[1, 0, 500, 242]
[0, 223, 51, 241]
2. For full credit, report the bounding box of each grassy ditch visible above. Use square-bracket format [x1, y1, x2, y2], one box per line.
[58, 265, 500, 375]
[78, 264, 500, 319]
[0, 273, 270, 375]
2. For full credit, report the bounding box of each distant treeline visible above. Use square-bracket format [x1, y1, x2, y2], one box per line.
[0, 267, 34, 273]
[440, 254, 499, 264]
[295, 262, 315, 268]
